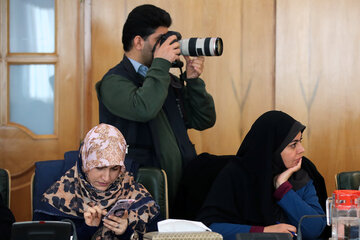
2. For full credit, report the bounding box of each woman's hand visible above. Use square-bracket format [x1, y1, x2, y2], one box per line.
[103, 210, 129, 235]
[264, 223, 296, 235]
[274, 158, 302, 189]
[184, 56, 205, 79]
[84, 206, 106, 227]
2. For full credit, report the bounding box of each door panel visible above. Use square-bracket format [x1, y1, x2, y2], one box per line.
[0, 0, 82, 221]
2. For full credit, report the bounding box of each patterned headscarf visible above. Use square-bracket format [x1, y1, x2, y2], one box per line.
[81, 123, 127, 172]
[42, 124, 160, 238]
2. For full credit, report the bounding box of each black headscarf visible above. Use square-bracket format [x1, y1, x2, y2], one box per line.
[197, 110, 322, 227]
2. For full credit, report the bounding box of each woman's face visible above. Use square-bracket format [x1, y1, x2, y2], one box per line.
[86, 165, 121, 191]
[281, 131, 305, 168]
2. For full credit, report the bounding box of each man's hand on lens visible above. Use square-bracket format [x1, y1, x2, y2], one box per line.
[185, 56, 205, 79]
[154, 35, 180, 63]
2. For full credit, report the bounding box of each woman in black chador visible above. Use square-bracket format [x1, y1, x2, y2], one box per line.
[197, 111, 327, 240]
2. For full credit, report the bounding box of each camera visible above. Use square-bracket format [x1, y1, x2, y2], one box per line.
[158, 31, 223, 57]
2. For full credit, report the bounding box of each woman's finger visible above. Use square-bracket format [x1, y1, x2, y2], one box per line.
[103, 218, 118, 228]
[93, 205, 103, 215]
[102, 209, 108, 216]
[87, 207, 96, 214]
[103, 219, 128, 235]
[84, 212, 91, 220]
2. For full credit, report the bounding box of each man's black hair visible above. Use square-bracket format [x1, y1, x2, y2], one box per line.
[122, 4, 172, 51]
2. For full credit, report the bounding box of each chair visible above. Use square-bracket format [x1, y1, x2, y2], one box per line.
[0, 168, 11, 208]
[173, 153, 233, 220]
[335, 171, 360, 190]
[32, 151, 168, 219]
[136, 167, 168, 219]
[11, 221, 73, 240]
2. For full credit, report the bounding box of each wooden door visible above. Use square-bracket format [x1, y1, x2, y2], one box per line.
[0, 0, 83, 221]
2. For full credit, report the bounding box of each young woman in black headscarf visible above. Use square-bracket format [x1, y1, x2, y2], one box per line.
[197, 111, 327, 240]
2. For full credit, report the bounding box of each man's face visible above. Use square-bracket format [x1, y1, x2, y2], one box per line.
[141, 26, 168, 67]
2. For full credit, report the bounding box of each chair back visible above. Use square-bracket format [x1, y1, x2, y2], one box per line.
[173, 153, 233, 220]
[335, 171, 360, 190]
[136, 167, 168, 219]
[11, 221, 73, 240]
[0, 168, 11, 208]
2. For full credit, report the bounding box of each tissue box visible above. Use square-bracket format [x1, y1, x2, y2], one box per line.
[143, 231, 223, 240]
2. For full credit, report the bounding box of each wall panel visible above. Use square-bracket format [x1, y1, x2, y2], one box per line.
[276, 0, 360, 194]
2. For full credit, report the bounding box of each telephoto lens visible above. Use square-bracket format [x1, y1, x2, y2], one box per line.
[157, 31, 223, 57]
[179, 37, 223, 56]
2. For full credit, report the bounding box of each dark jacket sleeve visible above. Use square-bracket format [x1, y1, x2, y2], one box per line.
[276, 180, 326, 239]
[0, 195, 15, 240]
[97, 58, 172, 122]
[182, 77, 216, 130]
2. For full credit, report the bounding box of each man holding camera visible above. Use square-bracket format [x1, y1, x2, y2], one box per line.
[96, 4, 216, 213]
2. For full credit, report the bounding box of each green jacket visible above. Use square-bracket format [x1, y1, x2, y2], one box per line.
[96, 56, 216, 205]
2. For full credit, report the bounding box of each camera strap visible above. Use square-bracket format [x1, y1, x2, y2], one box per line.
[163, 75, 197, 167]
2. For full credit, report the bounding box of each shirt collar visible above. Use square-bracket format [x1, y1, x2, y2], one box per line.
[128, 58, 148, 76]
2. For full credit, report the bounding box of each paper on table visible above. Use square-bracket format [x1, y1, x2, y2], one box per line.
[157, 219, 212, 232]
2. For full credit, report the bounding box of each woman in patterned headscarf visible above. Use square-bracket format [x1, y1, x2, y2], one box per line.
[37, 124, 160, 240]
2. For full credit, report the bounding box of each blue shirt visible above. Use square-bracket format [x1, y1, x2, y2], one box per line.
[128, 58, 148, 77]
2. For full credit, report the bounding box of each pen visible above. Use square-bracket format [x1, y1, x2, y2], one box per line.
[276, 221, 297, 237]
